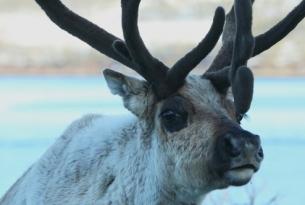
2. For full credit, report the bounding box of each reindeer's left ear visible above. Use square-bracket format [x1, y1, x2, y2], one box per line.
[204, 67, 231, 94]
[103, 69, 152, 117]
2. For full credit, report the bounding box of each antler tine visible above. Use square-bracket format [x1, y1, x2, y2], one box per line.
[230, 0, 255, 117]
[207, 0, 305, 72]
[253, 0, 305, 56]
[231, 0, 254, 75]
[205, 0, 255, 118]
[37, 0, 225, 100]
[121, 0, 169, 86]
[206, 5, 238, 72]
[167, 7, 225, 88]
[35, 0, 134, 69]
[121, 1, 228, 99]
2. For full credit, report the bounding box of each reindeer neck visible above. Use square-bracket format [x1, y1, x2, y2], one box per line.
[114, 119, 204, 205]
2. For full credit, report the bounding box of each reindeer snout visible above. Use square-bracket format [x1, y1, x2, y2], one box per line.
[218, 130, 264, 165]
[214, 129, 264, 187]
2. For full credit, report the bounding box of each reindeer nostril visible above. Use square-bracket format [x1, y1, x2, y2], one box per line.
[230, 146, 242, 158]
[223, 134, 242, 158]
[257, 147, 264, 160]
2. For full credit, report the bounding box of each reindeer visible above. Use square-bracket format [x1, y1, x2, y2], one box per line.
[1, 0, 305, 204]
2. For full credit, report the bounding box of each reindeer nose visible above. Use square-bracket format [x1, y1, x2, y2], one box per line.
[220, 130, 264, 161]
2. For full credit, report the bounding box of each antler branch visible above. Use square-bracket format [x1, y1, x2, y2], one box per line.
[230, 0, 255, 117]
[208, 0, 305, 72]
[231, 0, 254, 75]
[35, 0, 134, 68]
[168, 7, 225, 88]
[254, 0, 305, 56]
[121, 0, 169, 85]
[205, 0, 255, 119]
[37, 0, 224, 100]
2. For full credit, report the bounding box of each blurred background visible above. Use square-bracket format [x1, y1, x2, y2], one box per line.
[0, 0, 305, 204]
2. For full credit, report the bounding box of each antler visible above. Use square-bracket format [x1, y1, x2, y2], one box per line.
[120, 0, 169, 95]
[254, 0, 305, 56]
[35, 0, 134, 69]
[208, 0, 305, 72]
[204, 0, 255, 120]
[230, 0, 255, 118]
[167, 7, 225, 90]
[120, 0, 225, 98]
[36, 0, 225, 100]
[204, 0, 305, 120]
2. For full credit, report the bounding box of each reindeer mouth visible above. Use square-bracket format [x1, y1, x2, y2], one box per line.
[224, 163, 259, 186]
[230, 164, 258, 172]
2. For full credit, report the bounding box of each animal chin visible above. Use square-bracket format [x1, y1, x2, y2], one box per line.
[224, 165, 256, 186]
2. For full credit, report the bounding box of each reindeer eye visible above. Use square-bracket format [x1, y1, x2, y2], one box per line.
[160, 110, 188, 133]
[236, 114, 243, 123]
[237, 113, 248, 124]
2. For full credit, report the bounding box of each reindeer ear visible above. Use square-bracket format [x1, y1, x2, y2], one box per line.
[204, 67, 231, 94]
[103, 69, 151, 117]
[204, 66, 254, 116]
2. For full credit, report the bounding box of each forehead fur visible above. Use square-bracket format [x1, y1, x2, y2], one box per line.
[177, 76, 225, 111]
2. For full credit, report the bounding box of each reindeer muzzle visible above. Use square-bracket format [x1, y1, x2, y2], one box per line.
[215, 129, 264, 186]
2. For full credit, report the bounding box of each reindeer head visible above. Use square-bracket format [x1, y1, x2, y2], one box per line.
[101, 0, 264, 191]
[36, 0, 305, 196]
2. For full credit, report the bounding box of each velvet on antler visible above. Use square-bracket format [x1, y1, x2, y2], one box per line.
[208, 0, 305, 72]
[254, 0, 305, 56]
[205, 0, 305, 120]
[204, 0, 255, 120]
[167, 7, 225, 92]
[36, 0, 225, 100]
[119, 0, 225, 99]
[35, 0, 134, 69]
[230, 0, 255, 117]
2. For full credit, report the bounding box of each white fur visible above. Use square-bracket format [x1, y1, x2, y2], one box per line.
[0, 114, 139, 205]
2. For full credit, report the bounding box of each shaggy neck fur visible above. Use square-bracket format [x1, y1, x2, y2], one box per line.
[94, 117, 206, 205]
